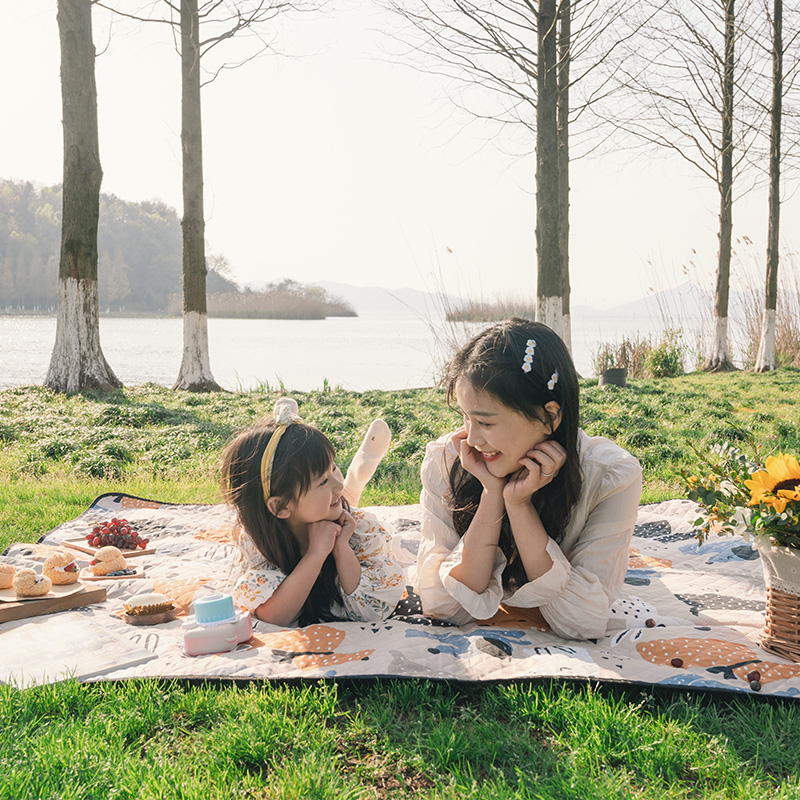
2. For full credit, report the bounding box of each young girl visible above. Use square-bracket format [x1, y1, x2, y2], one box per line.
[415, 319, 643, 640]
[223, 399, 404, 627]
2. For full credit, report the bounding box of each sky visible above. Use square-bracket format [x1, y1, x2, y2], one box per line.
[0, 0, 796, 310]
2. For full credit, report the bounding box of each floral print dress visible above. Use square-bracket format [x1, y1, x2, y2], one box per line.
[232, 508, 406, 624]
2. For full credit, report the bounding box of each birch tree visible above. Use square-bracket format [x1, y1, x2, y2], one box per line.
[98, 0, 310, 391]
[45, 0, 122, 393]
[381, 0, 644, 350]
[753, 0, 800, 371]
[609, 0, 762, 371]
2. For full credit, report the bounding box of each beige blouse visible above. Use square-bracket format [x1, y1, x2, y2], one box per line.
[415, 429, 643, 640]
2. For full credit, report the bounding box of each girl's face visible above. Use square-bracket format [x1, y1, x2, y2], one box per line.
[283, 461, 345, 530]
[455, 378, 560, 478]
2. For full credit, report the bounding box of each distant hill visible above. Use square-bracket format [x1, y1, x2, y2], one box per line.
[0, 179, 236, 313]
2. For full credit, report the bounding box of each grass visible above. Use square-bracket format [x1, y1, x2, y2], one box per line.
[2, 371, 800, 798]
[1, 679, 799, 799]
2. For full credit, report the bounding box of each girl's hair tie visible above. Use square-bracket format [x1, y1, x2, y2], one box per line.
[260, 398, 301, 502]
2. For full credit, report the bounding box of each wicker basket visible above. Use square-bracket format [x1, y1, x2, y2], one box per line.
[757, 538, 800, 662]
[761, 587, 800, 662]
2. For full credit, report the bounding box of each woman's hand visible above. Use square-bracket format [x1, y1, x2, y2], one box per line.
[307, 520, 341, 558]
[453, 428, 506, 493]
[333, 510, 356, 554]
[503, 440, 567, 507]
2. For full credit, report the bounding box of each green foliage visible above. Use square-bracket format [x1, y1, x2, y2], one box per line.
[0, 179, 237, 313]
[592, 330, 685, 379]
[645, 330, 684, 378]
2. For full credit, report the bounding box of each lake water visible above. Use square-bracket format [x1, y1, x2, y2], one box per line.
[0, 312, 710, 392]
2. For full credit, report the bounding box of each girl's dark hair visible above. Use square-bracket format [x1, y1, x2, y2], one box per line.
[221, 420, 345, 626]
[444, 318, 582, 590]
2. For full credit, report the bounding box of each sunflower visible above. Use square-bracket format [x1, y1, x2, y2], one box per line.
[745, 454, 800, 513]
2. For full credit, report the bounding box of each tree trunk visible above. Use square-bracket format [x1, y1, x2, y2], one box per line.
[557, 0, 572, 354]
[173, 0, 221, 392]
[536, 0, 565, 340]
[755, 0, 782, 373]
[45, 0, 121, 393]
[705, 0, 737, 372]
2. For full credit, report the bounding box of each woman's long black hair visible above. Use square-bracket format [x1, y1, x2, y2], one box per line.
[221, 420, 346, 626]
[445, 318, 583, 590]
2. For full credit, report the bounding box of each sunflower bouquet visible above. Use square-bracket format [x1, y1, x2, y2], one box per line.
[685, 448, 800, 549]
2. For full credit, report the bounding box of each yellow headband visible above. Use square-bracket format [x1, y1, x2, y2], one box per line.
[260, 399, 301, 503]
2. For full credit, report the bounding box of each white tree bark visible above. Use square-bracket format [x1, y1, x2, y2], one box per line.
[45, 278, 121, 392]
[537, 295, 571, 350]
[755, 308, 777, 372]
[173, 310, 220, 391]
[706, 314, 733, 370]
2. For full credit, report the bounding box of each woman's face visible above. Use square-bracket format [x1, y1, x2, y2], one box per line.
[455, 378, 560, 478]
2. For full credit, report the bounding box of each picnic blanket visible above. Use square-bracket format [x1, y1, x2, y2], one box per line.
[3, 493, 800, 698]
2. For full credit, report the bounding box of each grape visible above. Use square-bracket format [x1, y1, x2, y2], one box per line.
[89, 518, 148, 551]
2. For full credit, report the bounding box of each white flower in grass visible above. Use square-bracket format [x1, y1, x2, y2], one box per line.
[547, 371, 559, 391]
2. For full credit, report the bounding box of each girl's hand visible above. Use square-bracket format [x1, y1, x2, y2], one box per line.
[307, 520, 341, 558]
[453, 428, 506, 493]
[333, 510, 356, 552]
[503, 440, 567, 507]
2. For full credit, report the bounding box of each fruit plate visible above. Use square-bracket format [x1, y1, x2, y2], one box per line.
[79, 566, 146, 582]
[62, 538, 155, 558]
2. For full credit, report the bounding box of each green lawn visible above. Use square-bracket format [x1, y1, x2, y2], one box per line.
[2, 371, 800, 799]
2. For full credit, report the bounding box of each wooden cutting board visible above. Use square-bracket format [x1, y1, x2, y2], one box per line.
[0, 585, 107, 624]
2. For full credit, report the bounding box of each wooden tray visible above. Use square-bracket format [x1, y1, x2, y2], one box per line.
[0, 584, 107, 624]
[79, 566, 145, 582]
[0, 581, 85, 604]
[62, 537, 155, 558]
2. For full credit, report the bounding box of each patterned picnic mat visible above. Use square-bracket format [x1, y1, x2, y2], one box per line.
[2, 493, 799, 697]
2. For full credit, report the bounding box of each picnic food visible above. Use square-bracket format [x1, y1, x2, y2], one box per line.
[90, 546, 128, 576]
[43, 551, 80, 585]
[86, 517, 150, 551]
[124, 592, 173, 616]
[0, 562, 15, 589]
[13, 568, 52, 597]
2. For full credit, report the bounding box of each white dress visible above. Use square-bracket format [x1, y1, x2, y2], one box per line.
[415, 429, 643, 640]
[232, 507, 406, 625]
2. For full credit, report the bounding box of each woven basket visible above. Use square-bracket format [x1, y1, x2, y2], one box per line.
[757, 538, 800, 662]
[761, 587, 800, 662]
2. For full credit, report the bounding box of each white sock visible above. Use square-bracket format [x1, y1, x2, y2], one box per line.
[342, 419, 391, 507]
